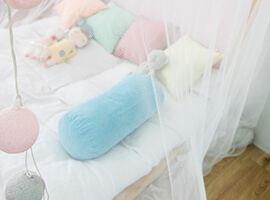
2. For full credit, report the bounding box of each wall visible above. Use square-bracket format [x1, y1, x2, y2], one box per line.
[254, 94, 270, 154]
[253, 27, 270, 154]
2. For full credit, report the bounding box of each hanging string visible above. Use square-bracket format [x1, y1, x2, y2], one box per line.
[6, 1, 49, 199]
[24, 148, 50, 200]
[6, 0, 21, 108]
[25, 150, 30, 175]
[30, 148, 50, 200]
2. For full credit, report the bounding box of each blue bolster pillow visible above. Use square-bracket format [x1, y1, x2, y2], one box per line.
[59, 73, 164, 160]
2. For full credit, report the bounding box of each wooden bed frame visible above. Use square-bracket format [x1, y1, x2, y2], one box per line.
[114, 0, 258, 199]
[114, 147, 181, 200]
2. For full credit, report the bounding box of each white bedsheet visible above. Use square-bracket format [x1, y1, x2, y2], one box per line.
[0, 16, 201, 199]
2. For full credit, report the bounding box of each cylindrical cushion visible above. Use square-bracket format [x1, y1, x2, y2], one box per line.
[59, 73, 164, 160]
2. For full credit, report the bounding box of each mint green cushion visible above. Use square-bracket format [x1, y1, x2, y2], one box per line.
[86, 2, 136, 53]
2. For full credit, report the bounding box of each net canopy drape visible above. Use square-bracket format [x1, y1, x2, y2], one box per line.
[0, 0, 270, 199]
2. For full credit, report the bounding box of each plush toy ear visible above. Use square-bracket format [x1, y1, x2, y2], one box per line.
[77, 18, 87, 27]
[76, 18, 93, 39]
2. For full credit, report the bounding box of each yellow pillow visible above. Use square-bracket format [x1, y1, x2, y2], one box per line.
[156, 35, 223, 99]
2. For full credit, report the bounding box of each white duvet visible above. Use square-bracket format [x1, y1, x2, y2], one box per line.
[0, 16, 206, 200]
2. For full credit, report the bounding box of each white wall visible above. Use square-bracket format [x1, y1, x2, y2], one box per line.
[254, 93, 270, 154]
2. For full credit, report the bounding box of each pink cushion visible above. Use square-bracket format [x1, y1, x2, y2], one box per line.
[113, 16, 170, 65]
[54, 0, 108, 29]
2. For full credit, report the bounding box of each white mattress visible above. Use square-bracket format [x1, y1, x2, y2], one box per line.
[0, 16, 203, 199]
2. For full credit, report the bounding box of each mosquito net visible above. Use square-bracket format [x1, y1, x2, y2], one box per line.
[0, 0, 270, 199]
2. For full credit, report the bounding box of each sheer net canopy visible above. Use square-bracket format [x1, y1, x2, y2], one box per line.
[0, 0, 269, 199]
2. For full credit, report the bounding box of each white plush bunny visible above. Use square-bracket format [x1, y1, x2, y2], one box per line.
[24, 27, 65, 60]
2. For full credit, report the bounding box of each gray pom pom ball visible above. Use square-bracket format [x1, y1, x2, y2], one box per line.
[5, 171, 45, 200]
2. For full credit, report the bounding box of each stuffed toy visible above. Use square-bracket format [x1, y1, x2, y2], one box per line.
[40, 23, 93, 68]
[148, 50, 169, 71]
[76, 18, 93, 39]
[24, 27, 65, 60]
[132, 50, 169, 75]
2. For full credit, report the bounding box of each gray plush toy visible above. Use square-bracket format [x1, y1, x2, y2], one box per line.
[132, 50, 169, 75]
[148, 50, 169, 71]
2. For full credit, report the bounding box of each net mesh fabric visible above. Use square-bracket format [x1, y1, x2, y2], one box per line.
[0, 0, 61, 28]
[0, 0, 270, 199]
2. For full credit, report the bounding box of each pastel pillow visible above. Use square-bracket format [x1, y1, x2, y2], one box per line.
[54, 0, 107, 29]
[156, 35, 223, 99]
[86, 2, 136, 53]
[113, 16, 170, 65]
[58, 73, 164, 160]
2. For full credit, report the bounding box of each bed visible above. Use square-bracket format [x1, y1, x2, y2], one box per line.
[0, 0, 266, 199]
[0, 9, 220, 199]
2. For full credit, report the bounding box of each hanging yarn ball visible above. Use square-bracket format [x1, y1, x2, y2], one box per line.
[2, 0, 42, 10]
[0, 107, 39, 154]
[5, 171, 45, 200]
